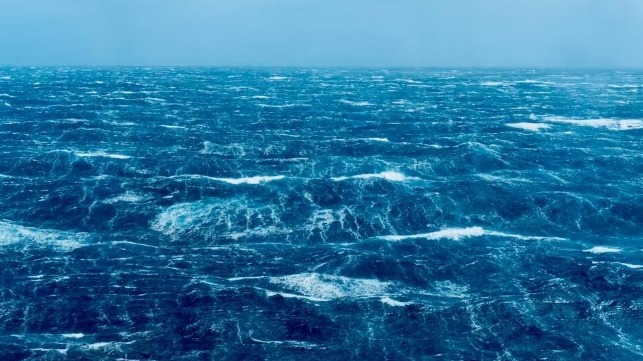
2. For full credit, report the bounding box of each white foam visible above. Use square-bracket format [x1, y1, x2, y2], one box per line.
[75, 151, 131, 159]
[250, 338, 318, 348]
[61, 333, 84, 339]
[607, 84, 640, 89]
[82, 341, 134, 350]
[432, 281, 469, 298]
[617, 262, 643, 269]
[0, 220, 86, 251]
[543, 116, 643, 131]
[208, 175, 286, 185]
[380, 227, 564, 242]
[103, 192, 149, 204]
[339, 99, 374, 106]
[481, 81, 511, 86]
[361, 137, 390, 142]
[506, 122, 551, 132]
[151, 199, 284, 240]
[251, 95, 270, 99]
[381, 297, 412, 307]
[269, 273, 393, 301]
[332, 171, 408, 182]
[583, 246, 623, 254]
[159, 124, 187, 130]
[264, 290, 328, 302]
[381, 227, 485, 241]
[268, 76, 289, 81]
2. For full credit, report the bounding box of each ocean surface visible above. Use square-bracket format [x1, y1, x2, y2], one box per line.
[0, 68, 642, 360]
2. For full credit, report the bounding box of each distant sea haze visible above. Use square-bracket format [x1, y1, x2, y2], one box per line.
[0, 68, 642, 360]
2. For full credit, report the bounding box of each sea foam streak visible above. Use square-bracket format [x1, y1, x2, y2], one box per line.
[332, 171, 408, 182]
[75, 151, 131, 159]
[543, 116, 643, 131]
[171, 174, 285, 185]
[583, 246, 623, 254]
[506, 122, 551, 132]
[339, 99, 374, 106]
[380, 227, 564, 241]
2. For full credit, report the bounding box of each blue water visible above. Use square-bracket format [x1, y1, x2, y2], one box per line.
[1, 68, 642, 360]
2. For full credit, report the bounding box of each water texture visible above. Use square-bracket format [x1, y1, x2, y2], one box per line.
[0, 68, 642, 360]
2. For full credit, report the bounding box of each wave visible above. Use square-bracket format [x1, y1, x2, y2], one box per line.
[151, 199, 285, 241]
[171, 174, 285, 185]
[617, 263, 643, 269]
[62, 333, 85, 339]
[0, 220, 87, 251]
[583, 246, 623, 254]
[267, 76, 289, 81]
[480, 81, 511, 87]
[505, 122, 551, 132]
[379, 226, 565, 241]
[75, 151, 131, 159]
[339, 99, 374, 106]
[380, 296, 412, 307]
[360, 137, 390, 142]
[543, 116, 643, 131]
[249, 338, 319, 349]
[103, 192, 150, 204]
[269, 273, 394, 301]
[331, 171, 408, 182]
[159, 124, 187, 130]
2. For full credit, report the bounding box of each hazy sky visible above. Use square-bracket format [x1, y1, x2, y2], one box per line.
[1, 0, 642, 67]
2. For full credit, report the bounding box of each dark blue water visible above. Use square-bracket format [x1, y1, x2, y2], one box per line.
[1, 68, 642, 360]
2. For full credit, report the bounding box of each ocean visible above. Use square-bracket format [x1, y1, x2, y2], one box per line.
[0, 67, 642, 360]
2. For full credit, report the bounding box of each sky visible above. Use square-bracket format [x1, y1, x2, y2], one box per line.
[0, 0, 642, 67]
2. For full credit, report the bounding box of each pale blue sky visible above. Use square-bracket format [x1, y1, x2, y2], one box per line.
[1, 0, 642, 67]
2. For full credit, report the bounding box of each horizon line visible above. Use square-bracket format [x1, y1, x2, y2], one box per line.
[2, 64, 643, 71]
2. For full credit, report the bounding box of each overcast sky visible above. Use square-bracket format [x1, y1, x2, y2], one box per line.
[1, 0, 642, 67]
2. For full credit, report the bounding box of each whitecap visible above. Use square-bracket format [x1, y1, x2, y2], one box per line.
[505, 122, 551, 132]
[268, 76, 289, 81]
[543, 116, 643, 131]
[607, 84, 640, 89]
[250, 338, 319, 348]
[82, 341, 134, 350]
[332, 171, 408, 182]
[0, 221, 86, 251]
[151, 199, 285, 241]
[380, 227, 564, 242]
[583, 246, 623, 254]
[380, 296, 412, 307]
[617, 263, 643, 269]
[75, 151, 131, 159]
[381, 227, 485, 241]
[339, 99, 374, 106]
[159, 124, 187, 130]
[269, 273, 393, 300]
[103, 192, 149, 204]
[481, 81, 511, 86]
[176, 174, 285, 185]
[361, 137, 390, 142]
[61, 333, 84, 339]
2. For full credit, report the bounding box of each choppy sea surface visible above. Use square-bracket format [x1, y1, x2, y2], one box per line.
[1, 68, 642, 360]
